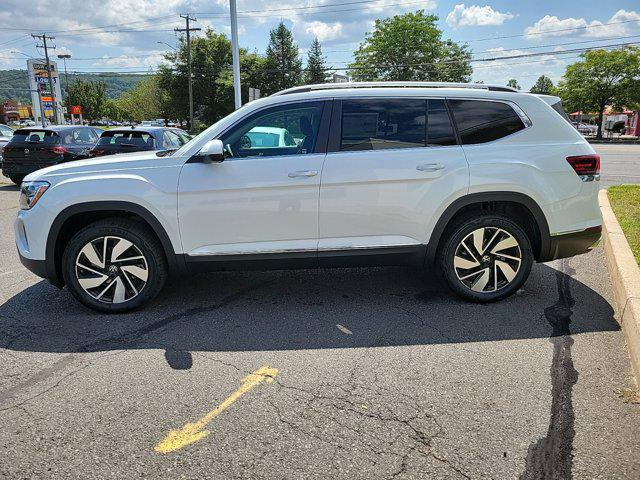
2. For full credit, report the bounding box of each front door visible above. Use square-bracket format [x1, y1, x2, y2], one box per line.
[178, 100, 328, 258]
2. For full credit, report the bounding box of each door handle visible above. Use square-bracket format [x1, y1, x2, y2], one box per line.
[416, 163, 445, 172]
[288, 170, 318, 178]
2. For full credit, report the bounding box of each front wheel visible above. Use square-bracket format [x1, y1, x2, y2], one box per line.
[62, 219, 167, 313]
[439, 214, 533, 303]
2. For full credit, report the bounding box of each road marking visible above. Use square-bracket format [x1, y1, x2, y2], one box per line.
[154, 366, 278, 454]
[336, 324, 353, 335]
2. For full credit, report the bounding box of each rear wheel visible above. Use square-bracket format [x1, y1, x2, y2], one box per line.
[439, 214, 533, 303]
[62, 219, 167, 313]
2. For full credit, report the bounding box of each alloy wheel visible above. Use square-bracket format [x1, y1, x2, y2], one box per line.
[453, 227, 521, 293]
[75, 236, 149, 304]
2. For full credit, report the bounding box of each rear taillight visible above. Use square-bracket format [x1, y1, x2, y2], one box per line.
[566, 155, 600, 182]
[50, 146, 68, 155]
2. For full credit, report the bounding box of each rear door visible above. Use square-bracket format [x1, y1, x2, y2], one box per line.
[319, 97, 469, 256]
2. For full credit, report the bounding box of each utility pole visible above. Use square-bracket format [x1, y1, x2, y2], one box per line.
[229, 0, 242, 109]
[57, 54, 71, 100]
[175, 15, 201, 132]
[31, 33, 57, 125]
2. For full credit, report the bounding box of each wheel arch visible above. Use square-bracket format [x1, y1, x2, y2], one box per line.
[45, 201, 185, 287]
[425, 192, 551, 265]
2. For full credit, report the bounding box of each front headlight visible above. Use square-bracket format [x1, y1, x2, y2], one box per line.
[19, 181, 50, 210]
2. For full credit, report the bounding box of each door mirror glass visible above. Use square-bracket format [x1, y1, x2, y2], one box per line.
[199, 139, 225, 163]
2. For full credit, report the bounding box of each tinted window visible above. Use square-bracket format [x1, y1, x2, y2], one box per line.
[98, 131, 155, 148]
[340, 99, 425, 151]
[10, 129, 59, 144]
[427, 99, 456, 146]
[220, 101, 324, 158]
[67, 128, 97, 145]
[449, 100, 525, 144]
[163, 130, 182, 148]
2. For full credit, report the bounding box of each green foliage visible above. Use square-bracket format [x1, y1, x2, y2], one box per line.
[506, 78, 521, 90]
[305, 37, 331, 84]
[263, 22, 303, 94]
[529, 75, 555, 95]
[348, 10, 472, 82]
[65, 78, 107, 121]
[557, 47, 640, 138]
[0, 69, 148, 103]
[115, 76, 168, 122]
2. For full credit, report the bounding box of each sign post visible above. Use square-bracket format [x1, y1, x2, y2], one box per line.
[27, 59, 64, 125]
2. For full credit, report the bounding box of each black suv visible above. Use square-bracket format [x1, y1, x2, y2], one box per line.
[89, 127, 190, 157]
[2, 126, 102, 184]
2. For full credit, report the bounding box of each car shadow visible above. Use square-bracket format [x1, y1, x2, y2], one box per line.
[0, 184, 18, 191]
[0, 262, 618, 359]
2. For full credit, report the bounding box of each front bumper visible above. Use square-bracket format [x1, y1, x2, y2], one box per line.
[544, 226, 602, 261]
[18, 249, 48, 278]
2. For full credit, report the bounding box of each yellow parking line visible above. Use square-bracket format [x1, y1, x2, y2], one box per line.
[154, 366, 279, 454]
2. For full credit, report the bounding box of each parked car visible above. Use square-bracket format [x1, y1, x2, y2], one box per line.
[574, 122, 598, 136]
[15, 82, 601, 312]
[89, 127, 190, 157]
[1, 126, 102, 184]
[0, 123, 14, 166]
[243, 126, 298, 149]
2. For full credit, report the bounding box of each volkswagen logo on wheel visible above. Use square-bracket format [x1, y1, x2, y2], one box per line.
[24, 148, 29, 155]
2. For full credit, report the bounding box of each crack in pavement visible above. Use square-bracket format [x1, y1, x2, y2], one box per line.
[520, 259, 578, 480]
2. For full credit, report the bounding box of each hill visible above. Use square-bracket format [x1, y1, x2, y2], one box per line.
[0, 70, 150, 103]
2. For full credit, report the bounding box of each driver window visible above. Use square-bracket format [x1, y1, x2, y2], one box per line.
[219, 101, 324, 158]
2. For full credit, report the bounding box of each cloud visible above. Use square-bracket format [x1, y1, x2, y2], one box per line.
[302, 21, 343, 42]
[446, 4, 514, 28]
[524, 9, 640, 39]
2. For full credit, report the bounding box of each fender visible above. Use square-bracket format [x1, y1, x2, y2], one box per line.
[425, 191, 551, 264]
[45, 201, 186, 286]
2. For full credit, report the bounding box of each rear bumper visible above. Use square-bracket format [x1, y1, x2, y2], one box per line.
[542, 226, 602, 262]
[2, 162, 47, 176]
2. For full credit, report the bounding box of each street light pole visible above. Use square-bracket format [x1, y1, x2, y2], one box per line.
[57, 54, 71, 101]
[229, 0, 242, 109]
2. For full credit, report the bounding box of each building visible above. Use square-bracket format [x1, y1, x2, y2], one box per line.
[0, 100, 32, 123]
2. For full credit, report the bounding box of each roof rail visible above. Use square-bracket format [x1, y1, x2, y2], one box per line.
[272, 81, 518, 96]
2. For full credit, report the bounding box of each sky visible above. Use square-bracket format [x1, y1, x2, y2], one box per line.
[1, 0, 639, 90]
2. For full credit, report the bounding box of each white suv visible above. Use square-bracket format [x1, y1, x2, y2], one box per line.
[15, 82, 602, 312]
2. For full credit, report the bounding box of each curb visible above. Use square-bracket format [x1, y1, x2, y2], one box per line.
[599, 189, 640, 385]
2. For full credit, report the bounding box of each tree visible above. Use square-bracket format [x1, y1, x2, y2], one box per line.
[529, 75, 555, 95]
[305, 37, 331, 84]
[557, 47, 640, 139]
[65, 79, 107, 121]
[116, 76, 168, 123]
[507, 78, 521, 90]
[263, 22, 303, 94]
[348, 10, 472, 82]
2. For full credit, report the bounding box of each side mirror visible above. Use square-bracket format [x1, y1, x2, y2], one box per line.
[198, 139, 225, 163]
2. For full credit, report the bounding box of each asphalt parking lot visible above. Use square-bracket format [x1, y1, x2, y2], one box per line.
[1, 145, 639, 479]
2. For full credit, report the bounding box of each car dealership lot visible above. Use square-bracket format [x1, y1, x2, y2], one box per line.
[1, 145, 640, 479]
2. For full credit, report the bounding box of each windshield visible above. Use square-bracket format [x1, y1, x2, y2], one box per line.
[98, 131, 155, 148]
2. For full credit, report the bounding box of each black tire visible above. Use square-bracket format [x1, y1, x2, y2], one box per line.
[8, 175, 24, 185]
[62, 218, 168, 313]
[438, 213, 533, 303]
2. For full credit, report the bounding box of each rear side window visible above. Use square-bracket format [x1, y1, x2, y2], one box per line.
[427, 99, 456, 147]
[449, 100, 526, 144]
[340, 99, 426, 151]
[10, 129, 59, 144]
[339, 98, 457, 151]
